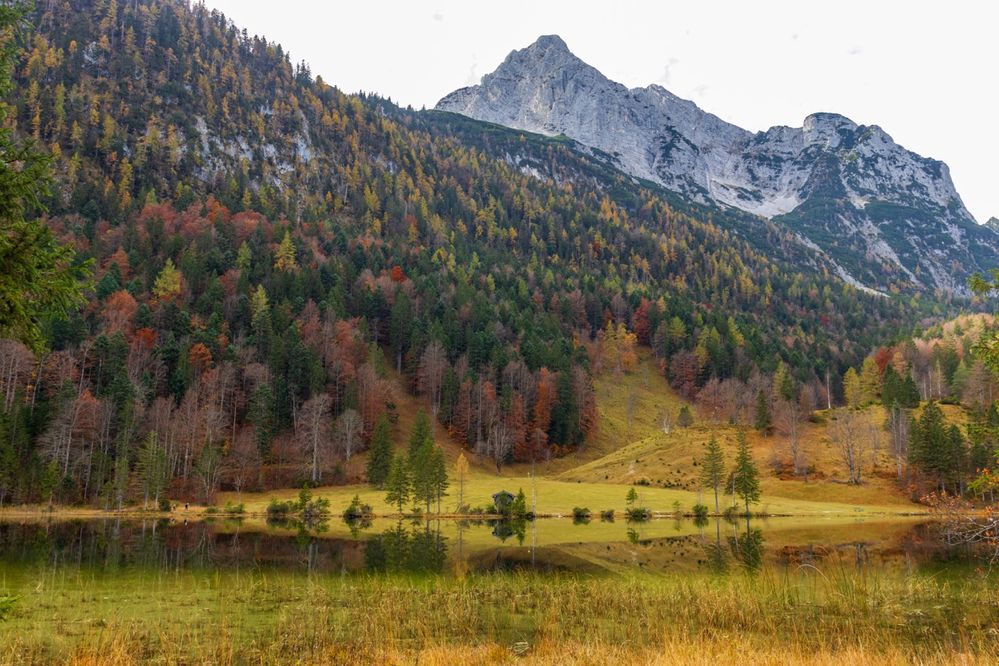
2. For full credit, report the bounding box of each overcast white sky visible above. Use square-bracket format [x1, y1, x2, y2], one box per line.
[206, 0, 998, 223]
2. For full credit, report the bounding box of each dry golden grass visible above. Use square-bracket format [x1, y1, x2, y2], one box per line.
[549, 355, 976, 509]
[35, 639, 994, 666]
[5, 570, 996, 665]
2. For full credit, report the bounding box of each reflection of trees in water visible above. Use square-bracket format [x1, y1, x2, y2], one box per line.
[362, 521, 448, 573]
[490, 519, 526, 544]
[698, 519, 762, 573]
[703, 520, 728, 574]
[728, 528, 764, 572]
[0, 520, 371, 573]
[2, 518, 994, 578]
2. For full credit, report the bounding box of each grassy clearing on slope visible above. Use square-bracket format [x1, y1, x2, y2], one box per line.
[556, 398, 978, 508]
[511, 350, 684, 477]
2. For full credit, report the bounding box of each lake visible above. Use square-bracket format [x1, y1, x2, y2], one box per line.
[0, 514, 962, 576]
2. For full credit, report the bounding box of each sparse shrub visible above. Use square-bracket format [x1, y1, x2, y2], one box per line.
[266, 498, 293, 519]
[158, 498, 172, 512]
[267, 489, 330, 527]
[572, 507, 591, 522]
[600, 509, 615, 522]
[692, 503, 709, 520]
[677, 405, 694, 427]
[342, 495, 373, 525]
[625, 507, 652, 522]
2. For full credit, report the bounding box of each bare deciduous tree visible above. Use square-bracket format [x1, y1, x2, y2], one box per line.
[659, 407, 675, 434]
[225, 428, 261, 496]
[776, 386, 815, 479]
[298, 393, 332, 483]
[418, 341, 448, 418]
[481, 420, 513, 473]
[887, 404, 910, 483]
[336, 408, 363, 462]
[832, 409, 869, 485]
[696, 378, 724, 424]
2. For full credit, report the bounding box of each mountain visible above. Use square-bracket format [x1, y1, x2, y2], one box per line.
[0, 0, 958, 506]
[437, 35, 999, 293]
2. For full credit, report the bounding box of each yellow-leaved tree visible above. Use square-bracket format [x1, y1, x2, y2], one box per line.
[274, 231, 297, 272]
[455, 452, 469, 511]
[152, 258, 182, 300]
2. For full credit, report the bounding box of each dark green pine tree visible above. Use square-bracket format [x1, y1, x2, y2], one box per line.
[754, 390, 771, 434]
[910, 402, 950, 491]
[384, 454, 411, 513]
[389, 290, 413, 373]
[409, 438, 434, 513]
[732, 431, 761, 516]
[95, 262, 122, 299]
[366, 414, 393, 489]
[249, 384, 275, 461]
[946, 424, 968, 495]
[550, 369, 580, 445]
[884, 366, 921, 409]
[700, 435, 726, 513]
[881, 365, 901, 407]
[898, 373, 921, 408]
[408, 408, 433, 458]
[430, 445, 448, 513]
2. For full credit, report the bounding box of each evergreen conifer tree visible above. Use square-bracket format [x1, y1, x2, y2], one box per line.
[385, 454, 411, 513]
[700, 435, 726, 513]
[732, 431, 761, 515]
[366, 414, 393, 488]
[754, 390, 771, 434]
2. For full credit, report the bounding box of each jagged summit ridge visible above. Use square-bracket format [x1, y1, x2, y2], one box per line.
[438, 36, 998, 293]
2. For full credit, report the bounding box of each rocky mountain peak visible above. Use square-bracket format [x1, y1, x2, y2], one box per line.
[802, 112, 858, 148]
[529, 34, 570, 53]
[436, 36, 998, 293]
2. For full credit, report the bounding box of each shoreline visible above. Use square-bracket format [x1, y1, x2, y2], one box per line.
[0, 505, 933, 521]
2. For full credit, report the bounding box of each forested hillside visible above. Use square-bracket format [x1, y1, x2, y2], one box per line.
[0, 0, 960, 505]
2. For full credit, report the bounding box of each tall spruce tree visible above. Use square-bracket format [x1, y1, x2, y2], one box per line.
[700, 435, 726, 513]
[408, 408, 433, 458]
[910, 402, 958, 492]
[384, 454, 411, 513]
[732, 431, 761, 515]
[366, 414, 393, 489]
[430, 445, 448, 513]
[754, 390, 771, 434]
[410, 438, 435, 513]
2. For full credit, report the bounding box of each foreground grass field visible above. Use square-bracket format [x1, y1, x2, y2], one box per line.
[3, 568, 996, 665]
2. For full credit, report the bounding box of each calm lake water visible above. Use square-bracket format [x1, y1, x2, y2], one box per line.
[0, 514, 982, 578]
